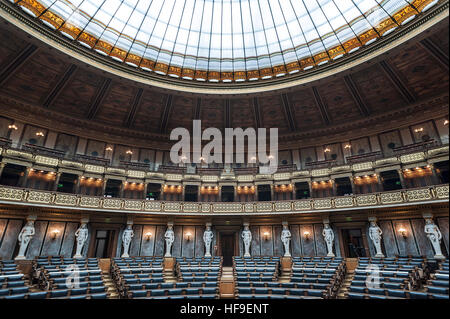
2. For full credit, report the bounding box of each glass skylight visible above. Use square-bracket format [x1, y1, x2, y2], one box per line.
[11, 0, 437, 82]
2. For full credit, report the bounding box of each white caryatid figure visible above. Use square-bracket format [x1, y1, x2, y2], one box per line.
[15, 221, 35, 260]
[281, 225, 292, 257]
[121, 225, 134, 258]
[322, 224, 335, 257]
[368, 221, 385, 258]
[203, 225, 214, 258]
[164, 225, 175, 257]
[73, 223, 89, 258]
[424, 219, 445, 260]
[242, 225, 252, 257]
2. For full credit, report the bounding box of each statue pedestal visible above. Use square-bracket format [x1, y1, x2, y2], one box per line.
[375, 253, 385, 258]
[434, 254, 446, 260]
[281, 257, 292, 272]
[164, 257, 175, 272]
[14, 255, 26, 261]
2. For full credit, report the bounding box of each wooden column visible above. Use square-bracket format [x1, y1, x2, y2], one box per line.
[349, 177, 356, 195]
[53, 172, 62, 191]
[0, 162, 5, 179]
[143, 182, 148, 200]
[20, 167, 31, 187]
[397, 169, 407, 189]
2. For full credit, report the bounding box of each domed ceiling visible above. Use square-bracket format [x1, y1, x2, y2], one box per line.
[7, 0, 441, 84]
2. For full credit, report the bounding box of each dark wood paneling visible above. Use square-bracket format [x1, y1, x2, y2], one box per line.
[392, 220, 419, 256]
[40, 222, 66, 257]
[250, 226, 261, 256]
[0, 219, 23, 259]
[290, 225, 302, 256]
[260, 226, 274, 256]
[379, 221, 399, 257]
[26, 221, 47, 259]
[140, 225, 156, 256]
[182, 226, 195, 258]
[273, 226, 283, 257]
[60, 222, 78, 257]
[410, 219, 434, 258]
[238, 230, 244, 257]
[437, 217, 449, 255]
[172, 226, 183, 258]
[332, 226, 342, 257]
[0, 219, 7, 246]
[300, 225, 315, 256]
[129, 225, 143, 257]
[195, 226, 205, 258]
[313, 224, 327, 256]
[154, 225, 165, 257]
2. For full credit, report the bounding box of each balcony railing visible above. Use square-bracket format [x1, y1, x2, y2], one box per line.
[0, 184, 447, 216]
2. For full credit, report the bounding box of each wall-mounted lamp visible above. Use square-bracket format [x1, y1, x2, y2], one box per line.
[185, 232, 192, 241]
[324, 147, 331, 153]
[8, 124, 18, 130]
[105, 146, 113, 151]
[263, 231, 270, 241]
[344, 144, 351, 149]
[51, 229, 60, 240]
[444, 120, 449, 126]
[398, 227, 407, 239]
[145, 232, 152, 241]
[36, 131, 45, 137]
[126, 150, 133, 155]
[303, 231, 311, 240]
[414, 127, 424, 133]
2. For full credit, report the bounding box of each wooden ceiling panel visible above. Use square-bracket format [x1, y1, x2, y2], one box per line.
[230, 98, 255, 129]
[51, 68, 106, 116]
[0, 26, 29, 67]
[0, 52, 68, 105]
[94, 82, 138, 127]
[351, 64, 405, 114]
[200, 98, 225, 131]
[166, 95, 195, 132]
[132, 90, 166, 133]
[426, 27, 449, 63]
[258, 95, 290, 134]
[387, 44, 449, 99]
[288, 89, 326, 131]
[316, 79, 362, 123]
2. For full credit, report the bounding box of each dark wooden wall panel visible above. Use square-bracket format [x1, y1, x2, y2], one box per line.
[290, 225, 302, 256]
[250, 226, 261, 256]
[154, 225, 165, 256]
[260, 226, 274, 256]
[195, 226, 205, 258]
[437, 217, 449, 255]
[0, 219, 23, 259]
[26, 221, 47, 259]
[40, 222, 66, 257]
[392, 220, 418, 256]
[273, 226, 283, 257]
[182, 226, 195, 258]
[300, 225, 315, 256]
[129, 225, 143, 257]
[140, 225, 156, 256]
[60, 222, 78, 257]
[379, 221, 399, 257]
[332, 225, 342, 257]
[313, 224, 327, 256]
[0, 219, 7, 246]
[172, 226, 183, 257]
[411, 219, 434, 258]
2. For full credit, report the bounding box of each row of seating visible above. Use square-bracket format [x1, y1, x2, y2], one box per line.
[423, 258, 449, 297]
[129, 287, 218, 299]
[0, 259, 31, 299]
[32, 257, 109, 299]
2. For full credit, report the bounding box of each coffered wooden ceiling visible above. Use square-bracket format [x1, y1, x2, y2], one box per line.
[0, 16, 448, 144]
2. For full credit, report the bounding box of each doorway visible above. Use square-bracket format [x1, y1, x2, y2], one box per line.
[87, 225, 120, 258]
[220, 233, 236, 267]
[341, 228, 367, 258]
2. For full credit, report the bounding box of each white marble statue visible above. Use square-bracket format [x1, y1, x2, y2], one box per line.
[281, 225, 291, 257]
[322, 224, 335, 257]
[424, 219, 445, 259]
[368, 221, 385, 258]
[73, 223, 89, 258]
[15, 221, 35, 260]
[121, 225, 134, 258]
[203, 225, 214, 258]
[242, 225, 252, 257]
[164, 225, 175, 257]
